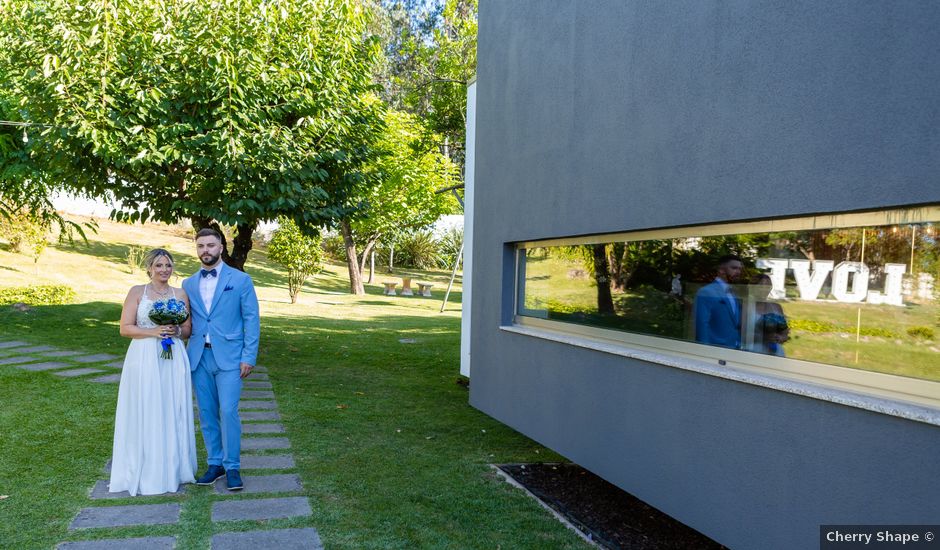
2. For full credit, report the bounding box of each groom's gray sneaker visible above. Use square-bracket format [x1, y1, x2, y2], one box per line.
[226, 469, 244, 491]
[196, 465, 226, 485]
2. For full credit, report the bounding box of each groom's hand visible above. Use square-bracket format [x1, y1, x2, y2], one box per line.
[239, 362, 253, 379]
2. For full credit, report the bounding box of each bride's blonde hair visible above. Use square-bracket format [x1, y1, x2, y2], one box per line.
[144, 248, 175, 279]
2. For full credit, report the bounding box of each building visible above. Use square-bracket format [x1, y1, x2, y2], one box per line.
[468, 3, 940, 549]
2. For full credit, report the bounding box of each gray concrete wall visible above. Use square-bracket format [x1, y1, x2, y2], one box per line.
[470, 2, 940, 549]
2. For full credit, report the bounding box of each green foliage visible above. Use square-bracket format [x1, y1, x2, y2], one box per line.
[395, 229, 441, 269]
[339, 109, 458, 292]
[0, 285, 76, 305]
[788, 319, 838, 333]
[321, 232, 349, 263]
[906, 326, 935, 340]
[267, 217, 323, 303]
[789, 318, 898, 338]
[0, 0, 385, 267]
[437, 225, 463, 264]
[379, 0, 477, 169]
[125, 245, 147, 274]
[0, 208, 50, 262]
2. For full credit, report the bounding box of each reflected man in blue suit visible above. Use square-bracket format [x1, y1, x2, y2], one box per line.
[694, 254, 744, 349]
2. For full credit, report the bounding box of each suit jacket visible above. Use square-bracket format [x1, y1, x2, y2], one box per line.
[694, 279, 741, 349]
[183, 263, 260, 371]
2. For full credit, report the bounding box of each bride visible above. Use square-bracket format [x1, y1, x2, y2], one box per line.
[109, 248, 197, 495]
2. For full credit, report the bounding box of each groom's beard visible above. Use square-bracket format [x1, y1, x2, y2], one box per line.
[201, 252, 221, 267]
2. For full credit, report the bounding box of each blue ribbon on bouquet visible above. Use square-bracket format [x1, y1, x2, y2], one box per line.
[160, 336, 174, 359]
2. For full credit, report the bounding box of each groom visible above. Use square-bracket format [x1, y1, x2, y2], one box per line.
[183, 227, 260, 491]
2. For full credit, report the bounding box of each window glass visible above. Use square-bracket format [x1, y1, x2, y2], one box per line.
[517, 221, 940, 382]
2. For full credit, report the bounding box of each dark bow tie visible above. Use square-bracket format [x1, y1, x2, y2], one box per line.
[200, 268, 218, 278]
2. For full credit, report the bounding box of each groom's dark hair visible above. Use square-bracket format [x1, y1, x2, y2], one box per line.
[195, 227, 222, 241]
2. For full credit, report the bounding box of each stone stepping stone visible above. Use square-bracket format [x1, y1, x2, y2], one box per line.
[105, 361, 125, 369]
[242, 423, 285, 434]
[212, 473, 302, 495]
[211, 496, 310, 522]
[58, 536, 176, 549]
[0, 341, 28, 349]
[211, 528, 323, 550]
[246, 372, 269, 381]
[251, 365, 268, 372]
[18, 361, 71, 371]
[15, 345, 57, 353]
[242, 437, 290, 450]
[239, 400, 278, 410]
[69, 503, 180, 530]
[241, 390, 275, 399]
[73, 353, 121, 363]
[90, 374, 122, 384]
[244, 381, 272, 389]
[241, 411, 280, 421]
[53, 368, 105, 378]
[41, 350, 84, 357]
[89, 479, 184, 500]
[0, 356, 38, 365]
[240, 454, 296, 470]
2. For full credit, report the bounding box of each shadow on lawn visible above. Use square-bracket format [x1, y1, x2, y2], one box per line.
[0, 298, 459, 349]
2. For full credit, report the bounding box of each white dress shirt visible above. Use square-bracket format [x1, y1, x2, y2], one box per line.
[199, 262, 224, 343]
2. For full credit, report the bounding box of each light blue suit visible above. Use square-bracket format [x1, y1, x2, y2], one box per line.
[183, 263, 260, 471]
[694, 279, 742, 349]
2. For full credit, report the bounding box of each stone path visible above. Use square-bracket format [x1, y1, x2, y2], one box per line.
[0, 340, 122, 383]
[1, 338, 321, 548]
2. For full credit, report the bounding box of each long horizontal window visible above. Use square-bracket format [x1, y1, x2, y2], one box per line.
[515, 207, 940, 400]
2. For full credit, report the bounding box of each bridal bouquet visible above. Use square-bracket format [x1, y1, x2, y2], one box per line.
[148, 298, 189, 359]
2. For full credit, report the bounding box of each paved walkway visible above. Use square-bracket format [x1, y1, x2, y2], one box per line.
[0, 340, 323, 549]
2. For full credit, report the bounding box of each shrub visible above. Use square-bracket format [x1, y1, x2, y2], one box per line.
[0, 285, 76, 306]
[267, 218, 323, 304]
[321, 233, 348, 263]
[437, 227, 463, 268]
[396, 230, 441, 269]
[788, 319, 838, 333]
[126, 245, 147, 274]
[907, 326, 935, 340]
[1, 209, 50, 262]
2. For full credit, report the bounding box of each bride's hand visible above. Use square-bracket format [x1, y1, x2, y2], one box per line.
[156, 325, 176, 338]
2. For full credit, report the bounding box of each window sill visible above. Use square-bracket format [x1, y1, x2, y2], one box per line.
[499, 324, 940, 428]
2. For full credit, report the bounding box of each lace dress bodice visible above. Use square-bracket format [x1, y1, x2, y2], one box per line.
[137, 286, 177, 329]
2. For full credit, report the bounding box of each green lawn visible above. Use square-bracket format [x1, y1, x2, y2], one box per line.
[0, 218, 589, 549]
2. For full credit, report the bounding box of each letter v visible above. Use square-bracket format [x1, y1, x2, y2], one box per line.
[789, 259, 834, 300]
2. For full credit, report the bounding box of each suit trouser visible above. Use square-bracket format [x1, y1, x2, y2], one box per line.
[192, 348, 242, 470]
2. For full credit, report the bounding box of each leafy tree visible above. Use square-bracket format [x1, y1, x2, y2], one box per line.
[0, 83, 90, 239]
[375, 0, 476, 169]
[338, 110, 458, 294]
[267, 217, 323, 304]
[0, 207, 49, 262]
[0, 0, 383, 270]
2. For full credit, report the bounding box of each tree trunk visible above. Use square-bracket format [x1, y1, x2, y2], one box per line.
[226, 222, 255, 272]
[592, 244, 615, 315]
[340, 220, 364, 295]
[190, 218, 254, 272]
[359, 236, 378, 285]
[388, 243, 395, 273]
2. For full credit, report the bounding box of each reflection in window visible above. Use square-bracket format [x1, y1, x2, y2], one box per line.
[516, 221, 940, 382]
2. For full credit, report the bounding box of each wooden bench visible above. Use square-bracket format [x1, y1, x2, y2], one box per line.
[382, 282, 398, 296]
[400, 277, 414, 296]
[417, 282, 434, 297]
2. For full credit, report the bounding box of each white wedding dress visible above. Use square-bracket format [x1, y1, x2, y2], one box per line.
[109, 287, 197, 496]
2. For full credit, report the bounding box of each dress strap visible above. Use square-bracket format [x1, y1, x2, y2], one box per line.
[171, 287, 177, 300]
